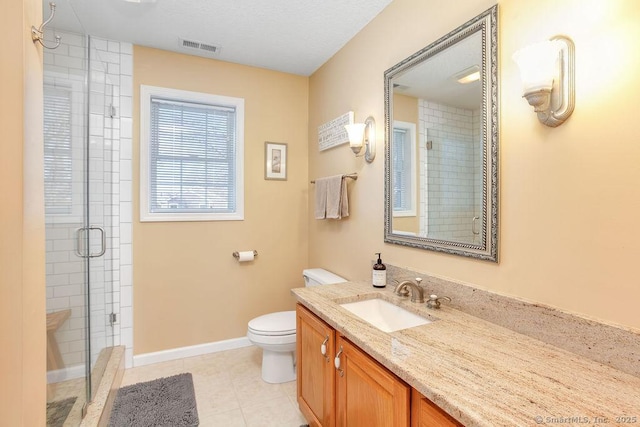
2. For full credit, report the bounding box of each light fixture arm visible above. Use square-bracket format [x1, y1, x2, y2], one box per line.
[542, 35, 575, 127]
[520, 35, 575, 127]
[362, 116, 376, 162]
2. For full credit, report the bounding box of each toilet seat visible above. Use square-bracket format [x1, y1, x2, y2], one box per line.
[247, 310, 296, 336]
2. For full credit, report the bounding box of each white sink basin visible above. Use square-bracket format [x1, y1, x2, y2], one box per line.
[340, 298, 432, 332]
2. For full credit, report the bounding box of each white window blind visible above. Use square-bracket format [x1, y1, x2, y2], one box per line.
[140, 85, 244, 222]
[393, 128, 412, 212]
[44, 85, 73, 215]
[392, 121, 417, 217]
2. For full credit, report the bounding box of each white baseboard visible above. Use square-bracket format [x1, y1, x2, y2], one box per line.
[47, 364, 85, 384]
[132, 336, 253, 367]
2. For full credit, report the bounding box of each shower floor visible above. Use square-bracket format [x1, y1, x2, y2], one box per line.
[46, 347, 114, 426]
[47, 377, 85, 427]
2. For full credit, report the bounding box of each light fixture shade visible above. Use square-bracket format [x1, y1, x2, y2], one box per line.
[345, 123, 366, 149]
[513, 36, 575, 127]
[512, 40, 561, 94]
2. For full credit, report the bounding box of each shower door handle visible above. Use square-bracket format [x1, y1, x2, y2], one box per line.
[472, 216, 480, 235]
[75, 226, 106, 258]
[76, 227, 88, 258]
[88, 226, 106, 258]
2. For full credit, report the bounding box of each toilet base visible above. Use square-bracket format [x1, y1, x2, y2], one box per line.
[261, 349, 296, 384]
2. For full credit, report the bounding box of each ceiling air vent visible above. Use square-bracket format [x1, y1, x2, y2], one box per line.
[178, 38, 221, 56]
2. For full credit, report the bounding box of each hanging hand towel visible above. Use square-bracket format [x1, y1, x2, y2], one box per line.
[314, 177, 328, 219]
[315, 175, 350, 220]
[339, 176, 349, 219]
[326, 175, 349, 219]
[325, 175, 342, 219]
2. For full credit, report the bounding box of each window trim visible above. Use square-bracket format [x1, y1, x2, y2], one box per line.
[139, 85, 245, 222]
[392, 120, 417, 218]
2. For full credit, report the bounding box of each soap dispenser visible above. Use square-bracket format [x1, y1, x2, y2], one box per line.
[372, 253, 387, 288]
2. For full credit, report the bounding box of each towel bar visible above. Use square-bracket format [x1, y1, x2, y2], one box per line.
[310, 173, 358, 184]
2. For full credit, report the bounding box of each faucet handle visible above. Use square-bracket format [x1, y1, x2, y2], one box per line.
[393, 281, 410, 297]
[427, 294, 451, 309]
[415, 277, 422, 285]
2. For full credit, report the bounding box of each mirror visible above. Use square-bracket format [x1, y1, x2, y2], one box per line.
[384, 5, 498, 261]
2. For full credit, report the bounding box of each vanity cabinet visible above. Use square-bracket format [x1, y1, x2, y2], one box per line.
[296, 304, 410, 427]
[296, 304, 336, 427]
[411, 389, 463, 427]
[335, 334, 410, 426]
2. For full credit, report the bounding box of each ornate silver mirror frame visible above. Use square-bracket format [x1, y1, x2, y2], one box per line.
[384, 5, 498, 262]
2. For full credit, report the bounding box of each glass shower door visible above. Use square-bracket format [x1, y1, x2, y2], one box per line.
[44, 31, 115, 424]
[85, 38, 116, 400]
[43, 30, 92, 422]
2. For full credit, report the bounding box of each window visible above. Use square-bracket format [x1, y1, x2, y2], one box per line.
[140, 85, 244, 221]
[43, 83, 83, 222]
[392, 121, 416, 217]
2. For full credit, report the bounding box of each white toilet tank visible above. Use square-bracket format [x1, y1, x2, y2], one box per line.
[302, 268, 347, 287]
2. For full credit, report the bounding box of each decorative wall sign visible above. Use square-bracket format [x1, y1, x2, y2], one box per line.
[318, 111, 354, 152]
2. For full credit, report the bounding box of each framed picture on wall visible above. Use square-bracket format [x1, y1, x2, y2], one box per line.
[264, 142, 287, 180]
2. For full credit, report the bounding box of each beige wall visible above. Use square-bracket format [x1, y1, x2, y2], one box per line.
[133, 47, 309, 354]
[0, 0, 46, 424]
[309, 0, 640, 331]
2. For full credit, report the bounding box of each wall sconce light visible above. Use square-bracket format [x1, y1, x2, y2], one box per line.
[345, 116, 376, 162]
[513, 35, 575, 127]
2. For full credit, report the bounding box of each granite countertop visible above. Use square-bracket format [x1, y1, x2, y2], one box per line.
[292, 281, 640, 427]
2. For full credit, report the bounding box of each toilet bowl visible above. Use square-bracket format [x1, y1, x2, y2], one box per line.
[247, 268, 347, 384]
[247, 311, 297, 383]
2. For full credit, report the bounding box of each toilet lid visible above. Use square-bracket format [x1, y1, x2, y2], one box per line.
[248, 311, 296, 336]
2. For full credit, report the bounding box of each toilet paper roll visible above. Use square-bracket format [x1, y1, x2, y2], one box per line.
[237, 250, 255, 262]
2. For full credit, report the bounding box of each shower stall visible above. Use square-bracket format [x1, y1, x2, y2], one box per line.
[43, 8, 133, 422]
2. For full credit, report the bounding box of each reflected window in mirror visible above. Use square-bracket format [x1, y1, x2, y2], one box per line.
[392, 121, 417, 219]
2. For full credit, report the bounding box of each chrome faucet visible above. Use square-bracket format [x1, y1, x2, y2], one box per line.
[393, 278, 425, 303]
[427, 294, 451, 309]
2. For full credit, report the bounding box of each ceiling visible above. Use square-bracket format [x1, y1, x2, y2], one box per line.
[49, 0, 393, 76]
[393, 31, 482, 110]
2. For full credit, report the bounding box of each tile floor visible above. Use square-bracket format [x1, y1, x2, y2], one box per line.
[120, 345, 308, 426]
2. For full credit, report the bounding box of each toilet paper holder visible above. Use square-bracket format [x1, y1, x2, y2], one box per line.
[232, 250, 258, 259]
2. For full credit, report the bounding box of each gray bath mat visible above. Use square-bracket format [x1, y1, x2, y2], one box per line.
[108, 373, 199, 426]
[47, 396, 76, 427]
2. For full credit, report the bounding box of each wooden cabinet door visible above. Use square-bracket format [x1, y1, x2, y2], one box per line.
[411, 388, 463, 427]
[297, 304, 336, 427]
[335, 334, 410, 427]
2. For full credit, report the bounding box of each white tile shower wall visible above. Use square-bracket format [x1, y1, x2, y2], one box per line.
[418, 100, 482, 242]
[44, 32, 134, 379]
[116, 41, 134, 369]
[90, 36, 134, 370]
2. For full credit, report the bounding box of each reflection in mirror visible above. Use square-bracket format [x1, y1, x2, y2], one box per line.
[393, 32, 482, 243]
[384, 5, 498, 261]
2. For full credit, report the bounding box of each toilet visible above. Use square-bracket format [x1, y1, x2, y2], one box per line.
[247, 268, 347, 383]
